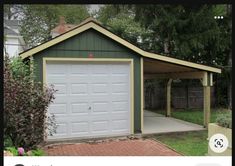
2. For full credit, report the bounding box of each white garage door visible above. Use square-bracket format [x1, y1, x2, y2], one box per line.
[46, 61, 131, 140]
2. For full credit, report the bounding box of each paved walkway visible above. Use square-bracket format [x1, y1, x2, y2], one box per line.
[144, 110, 205, 134]
[43, 139, 181, 156]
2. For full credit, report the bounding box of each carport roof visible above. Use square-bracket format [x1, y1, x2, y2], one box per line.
[19, 17, 221, 74]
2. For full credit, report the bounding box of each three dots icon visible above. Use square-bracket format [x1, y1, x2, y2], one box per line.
[214, 16, 224, 19]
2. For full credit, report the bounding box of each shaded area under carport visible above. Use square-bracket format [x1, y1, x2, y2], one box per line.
[141, 57, 216, 130]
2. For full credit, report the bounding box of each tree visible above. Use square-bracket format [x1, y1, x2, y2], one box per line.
[213, 4, 232, 109]
[96, 5, 126, 25]
[20, 5, 90, 47]
[134, 5, 221, 64]
[133, 4, 231, 108]
[97, 4, 231, 108]
[58, 5, 90, 24]
[96, 5, 148, 48]
[4, 4, 24, 20]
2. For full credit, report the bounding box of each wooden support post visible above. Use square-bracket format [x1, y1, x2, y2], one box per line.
[202, 72, 213, 128]
[166, 79, 173, 117]
[203, 86, 211, 128]
[140, 57, 144, 132]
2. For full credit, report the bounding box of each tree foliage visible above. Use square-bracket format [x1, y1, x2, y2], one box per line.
[4, 4, 24, 20]
[97, 5, 148, 48]
[19, 5, 90, 47]
[134, 5, 225, 65]
[97, 4, 231, 108]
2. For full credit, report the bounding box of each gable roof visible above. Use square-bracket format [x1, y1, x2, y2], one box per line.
[19, 17, 221, 73]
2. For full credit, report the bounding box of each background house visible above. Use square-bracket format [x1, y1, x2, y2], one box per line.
[4, 19, 27, 57]
[50, 17, 77, 38]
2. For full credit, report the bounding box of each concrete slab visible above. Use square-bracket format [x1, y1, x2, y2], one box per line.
[143, 110, 205, 134]
[144, 110, 164, 117]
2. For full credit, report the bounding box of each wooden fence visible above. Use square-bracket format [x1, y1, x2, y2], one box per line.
[144, 82, 215, 110]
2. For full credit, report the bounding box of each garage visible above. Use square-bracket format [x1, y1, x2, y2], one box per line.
[19, 17, 221, 141]
[45, 60, 133, 140]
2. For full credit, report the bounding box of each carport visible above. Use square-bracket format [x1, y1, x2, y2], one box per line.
[140, 56, 221, 133]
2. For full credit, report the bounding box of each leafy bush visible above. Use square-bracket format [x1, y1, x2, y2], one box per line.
[4, 136, 13, 147]
[215, 110, 232, 129]
[30, 149, 45, 156]
[5, 147, 19, 156]
[5, 146, 45, 156]
[4, 55, 57, 150]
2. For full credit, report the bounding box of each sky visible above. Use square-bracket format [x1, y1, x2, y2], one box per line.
[88, 4, 104, 13]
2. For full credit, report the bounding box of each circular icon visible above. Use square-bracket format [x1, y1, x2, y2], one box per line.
[209, 133, 228, 153]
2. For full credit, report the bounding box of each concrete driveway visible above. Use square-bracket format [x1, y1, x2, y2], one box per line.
[143, 110, 205, 134]
[43, 138, 181, 156]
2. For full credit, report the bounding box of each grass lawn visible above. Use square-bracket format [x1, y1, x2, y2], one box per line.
[146, 108, 230, 156]
[151, 130, 208, 156]
[151, 108, 228, 125]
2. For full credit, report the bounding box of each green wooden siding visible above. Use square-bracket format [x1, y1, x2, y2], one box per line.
[33, 29, 142, 133]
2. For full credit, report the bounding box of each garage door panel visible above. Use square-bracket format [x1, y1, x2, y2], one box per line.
[51, 96, 68, 103]
[111, 119, 129, 132]
[71, 102, 89, 114]
[110, 112, 130, 120]
[90, 64, 109, 74]
[111, 64, 129, 72]
[52, 84, 67, 94]
[47, 77, 68, 84]
[70, 64, 89, 74]
[91, 120, 109, 133]
[52, 122, 68, 137]
[49, 103, 67, 114]
[110, 74, 128, 83]
[90, 75, 109, 83]
[46, 62, 131, 140]
[71, 83, 88, 95]
[71, 121, 89, 135]
[47, 64, 67, 74]
[111, 83, 128, 93]
[112, 101, 129, 112]
[65, 115, 90, 121]
[69, 97, 89, 104]
[92, 102, 109, 113]
[91, 83, 108, 94]
[89, 95, 110, 102]
[69, 76, 90, 83]
[111, 94, 129, 101]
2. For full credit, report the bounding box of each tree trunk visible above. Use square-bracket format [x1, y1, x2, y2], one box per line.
[164, 38, 170, 54]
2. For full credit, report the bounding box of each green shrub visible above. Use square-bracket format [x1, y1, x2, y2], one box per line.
[215, 110, 232, 129]
[31, 149, 45, 156]
[5, 146, 45, 156]
[5, 147, 19, 156]
[4, 55, 57, 150]
[4, 136, 13, 148]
